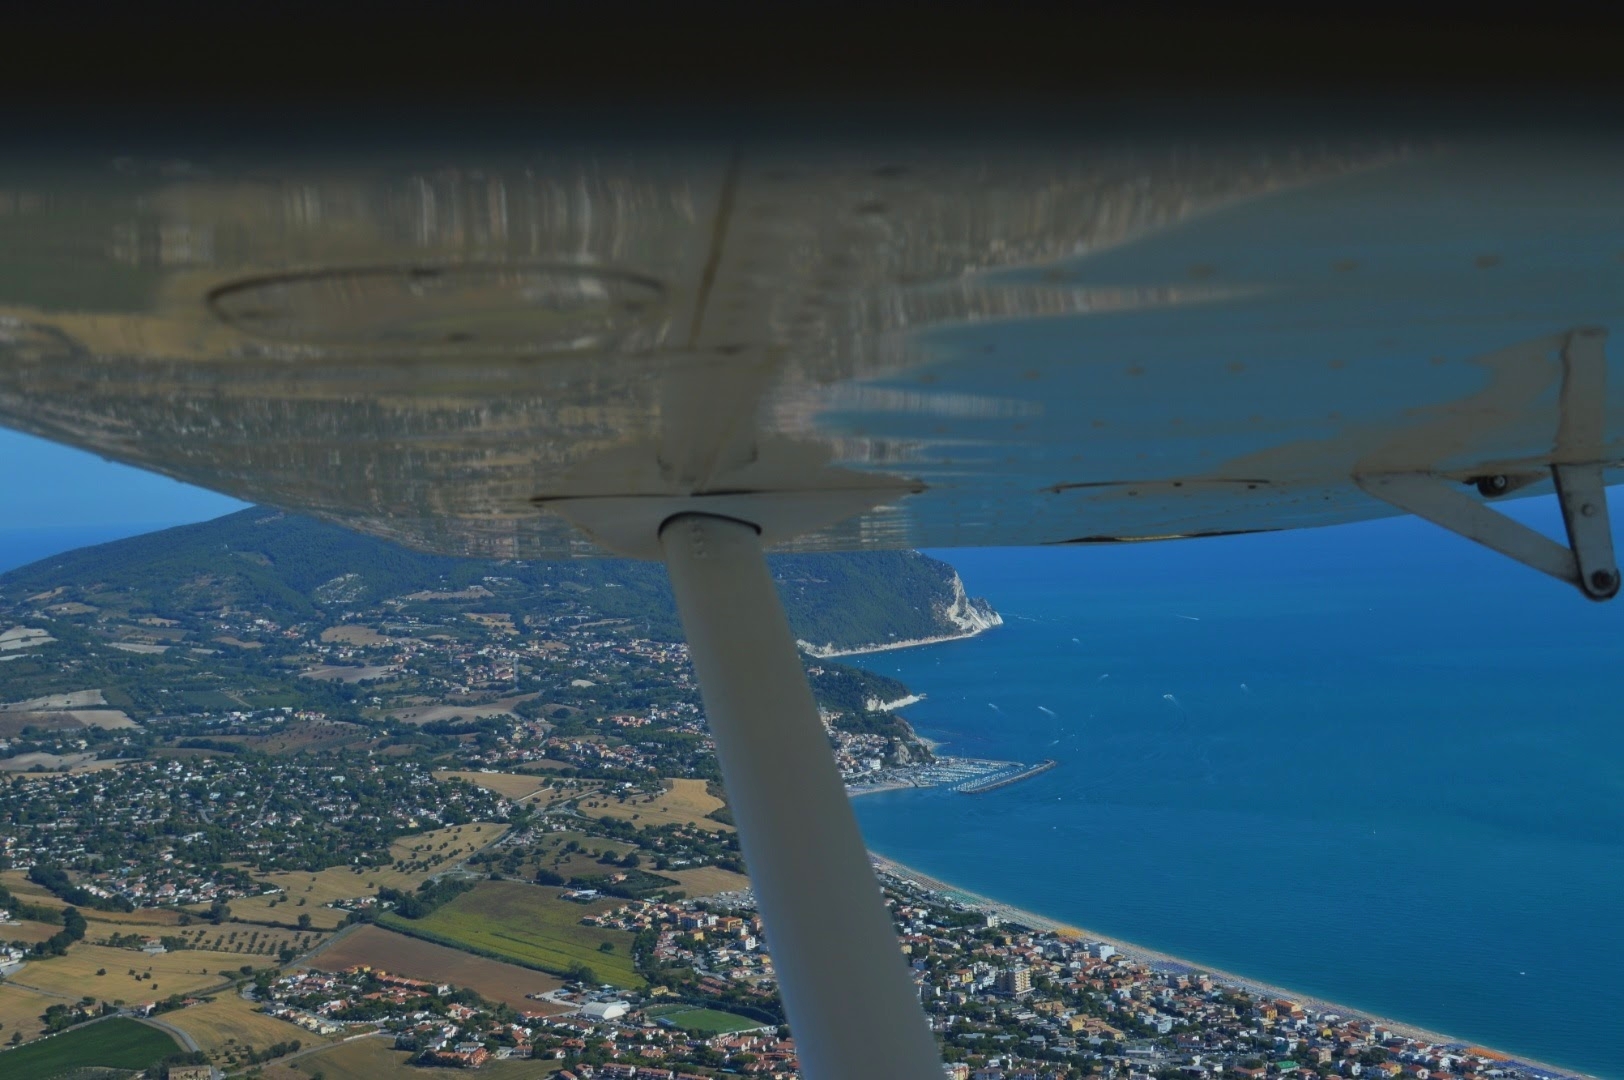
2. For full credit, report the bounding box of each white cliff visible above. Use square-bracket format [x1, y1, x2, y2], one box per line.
[798, 569, 1002, 658]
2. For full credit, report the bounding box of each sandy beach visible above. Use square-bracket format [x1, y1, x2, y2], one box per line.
[868, 853, 1597, 1080]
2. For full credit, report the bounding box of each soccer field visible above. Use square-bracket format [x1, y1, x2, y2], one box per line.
[644, 1004, 768, 1034]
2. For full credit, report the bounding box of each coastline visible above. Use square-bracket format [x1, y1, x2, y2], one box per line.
[799, 624, 994, 659]
[867, 852, 1597, 1080]
[845, 780, 920, 799]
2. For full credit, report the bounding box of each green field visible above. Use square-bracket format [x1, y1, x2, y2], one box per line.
[381, 880, 643, 988]
[0, 1017, 180, 1076]
[644, 1004, 766, 1034]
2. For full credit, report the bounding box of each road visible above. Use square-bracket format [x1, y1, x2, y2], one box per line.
[138, 1013, 201, 1052]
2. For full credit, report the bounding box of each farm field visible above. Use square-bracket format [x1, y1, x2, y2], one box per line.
[14, 943, 267, 998]
[645, 1003, 768, 1034]
[301, 663, 400, 683]
[433, 770, 551, 801]
[667, 866, 751, 897]
[386, 692, 539, 725]
[530, 829, 635, 880]
[164, 992, 327, 1056]
[434, 771, 599, 809]
[0, 982, 59, 1044]
[302, 925, 566, 1011]
[0, 1016, 179, 1075]
[584, 778, 732, 832]
[2, 916, 65, 943]
[267, 1033, 564, 1080]
[319, 624, 393, 646]
[166, 924, 326, 958]
[225, 822, 506, 928]
[382, 881, 642, 988]
[230, 718, 373, 755]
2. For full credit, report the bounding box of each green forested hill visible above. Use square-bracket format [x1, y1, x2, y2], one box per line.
[0, 508, 991, 651]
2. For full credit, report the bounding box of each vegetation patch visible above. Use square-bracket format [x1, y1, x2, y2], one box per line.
[0, 1017, 179, 1075]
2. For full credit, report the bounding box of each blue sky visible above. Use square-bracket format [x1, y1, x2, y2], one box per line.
[1, 428, 248, 531]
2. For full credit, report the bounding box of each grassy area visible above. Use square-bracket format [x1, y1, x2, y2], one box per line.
[163, 993, 327, 1056]
[586, 778, 733, 832]
[382, 880, 642, 989]
[644, 1004, 767, 1034]
[0, 1016, 179, 1075]
[272, 1033, 563, 1080]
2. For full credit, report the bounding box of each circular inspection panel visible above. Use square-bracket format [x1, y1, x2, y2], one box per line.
[208, 263, 668, 351]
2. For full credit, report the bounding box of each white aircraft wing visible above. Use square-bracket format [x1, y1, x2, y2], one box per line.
[2, 135, 1620, 592]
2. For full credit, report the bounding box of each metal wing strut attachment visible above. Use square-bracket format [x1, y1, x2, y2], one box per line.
[1357, 327, 1619, 601]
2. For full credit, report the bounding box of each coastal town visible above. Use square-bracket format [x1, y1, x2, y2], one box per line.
[0, 755, 1592, 1080]
[0, 513, 1597, 1080]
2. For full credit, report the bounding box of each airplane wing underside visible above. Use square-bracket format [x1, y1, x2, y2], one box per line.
[1, 135, 1622, 565]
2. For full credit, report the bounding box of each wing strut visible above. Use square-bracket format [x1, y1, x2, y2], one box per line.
[660, 512, 942, 1080]
[1357, 327, 1618, 601]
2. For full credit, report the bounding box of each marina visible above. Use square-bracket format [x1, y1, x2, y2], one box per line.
[954, 757, 1058, 794]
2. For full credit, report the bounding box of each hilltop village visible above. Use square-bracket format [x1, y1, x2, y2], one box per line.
[0, 512, 1587, 1080]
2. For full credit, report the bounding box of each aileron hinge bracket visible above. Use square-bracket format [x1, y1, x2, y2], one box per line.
[1356, 327, 1618, 601]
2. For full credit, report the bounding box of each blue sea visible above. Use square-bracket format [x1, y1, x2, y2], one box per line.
[852, 498, 1624, 1078]
[0, 524, 184, 575]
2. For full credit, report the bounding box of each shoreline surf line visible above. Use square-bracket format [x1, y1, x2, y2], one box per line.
[798, 623, 996, 658]
[866, 852, 1598, 1080]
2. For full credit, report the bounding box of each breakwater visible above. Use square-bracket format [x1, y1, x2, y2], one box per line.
[955, 758, 1057, 794]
